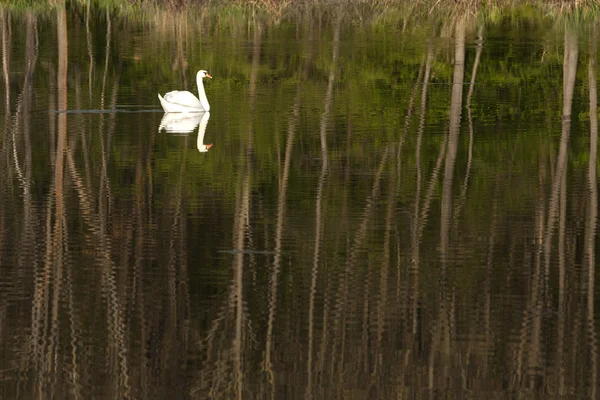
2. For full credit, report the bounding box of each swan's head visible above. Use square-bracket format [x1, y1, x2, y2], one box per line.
[198, 70, 212, 79]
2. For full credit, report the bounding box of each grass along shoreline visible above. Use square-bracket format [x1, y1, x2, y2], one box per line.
[1, 0, 599, 19]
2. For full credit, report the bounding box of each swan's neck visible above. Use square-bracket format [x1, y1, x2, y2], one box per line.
[197, 74, 210, 111]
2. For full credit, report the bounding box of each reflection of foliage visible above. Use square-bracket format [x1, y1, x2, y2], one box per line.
[2, 2, 597, 204]
[5, 0, 596, 204]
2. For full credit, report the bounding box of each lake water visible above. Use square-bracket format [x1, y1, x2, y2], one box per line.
[1, 4, 599, 399]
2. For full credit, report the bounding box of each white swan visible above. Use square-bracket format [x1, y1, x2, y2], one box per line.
[158, 70, 212, 113]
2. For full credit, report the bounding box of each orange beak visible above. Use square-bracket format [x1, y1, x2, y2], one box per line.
[206, 143, 213, 150]
[206, 73, 213, 79]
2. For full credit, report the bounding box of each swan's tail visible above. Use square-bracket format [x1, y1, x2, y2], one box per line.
[158, 93, 167, 112]
[158, 94, 165, 131]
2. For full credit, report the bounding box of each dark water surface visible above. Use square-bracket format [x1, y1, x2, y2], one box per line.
[1, 4, 599, 399]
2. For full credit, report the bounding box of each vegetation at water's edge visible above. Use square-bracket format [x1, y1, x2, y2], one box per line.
[1, 0, 600, 19]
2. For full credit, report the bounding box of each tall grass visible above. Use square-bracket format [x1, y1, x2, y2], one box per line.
[0, 0, 598, 22]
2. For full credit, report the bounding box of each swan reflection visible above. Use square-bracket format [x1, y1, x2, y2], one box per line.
[196, 112, 213, 152]
[158, 111, 213, 152]
[158, 112, 202, 134]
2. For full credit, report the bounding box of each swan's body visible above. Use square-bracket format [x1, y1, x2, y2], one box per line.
[158, 70, 212, 113]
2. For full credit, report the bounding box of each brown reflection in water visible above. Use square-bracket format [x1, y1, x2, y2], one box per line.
[411, 41, 434, 338]
[85, 0, 93, 106]
[453, 24, 483, 226]
[587, 27, 598, 400]
[32, 6, 68, 397]
[330, 146, 389, 396]
[430, 16, 466, 391]
[193, 18, 263, 400]
[553, 28, 577, 396]
[1, 10, 10, 176]
[231, 20, 262, 400]
[306, 11, 340, 400]
[0, 9, 9, 372]
[440, 17, 465, 263]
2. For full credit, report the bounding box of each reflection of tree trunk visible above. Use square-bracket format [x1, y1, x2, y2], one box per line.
[82, 2, 93, 191]
[549, 29, 577, 396]
[20, 12, 36, 257]
[65, 151, 101, 397]
[56, 3, 68, 273]
[374, 39, 425, 388]
[1, 10, 10, 159]
[330, 146, 389, 389]
[466, 25, 487, 373]
[29, 11, 61, 385]
[48, 64, 57, 168]
[1, 9, 11, 195]
[375, 148, 397, 377]
[0, 8, 8, 345]
[431, 18, 465, 391]
[49, 6, 68, 395]
[587, 29, 598, 400]
[175, 13, 189, 83]
[556, 133, 567, 396]
[100, 8, 111, 109]
[86, 0, 93, 106]
[397, 59, 424, 180]
[307, 15, 340, 399]
[98, 73, 128, 400]
[440, 18, 465, 261]
[454, 25, 483, 225]
[106, 64, 120, 163]
[483, 175, 501, 374]
[264, 29, 310, 397]
[514, 158, 546, 389]
[8, 12, 41, 385]
[411, 43, 434, 334]
[9, 14, 39, 187]
[98, 9, 114, 205]
[22, 10, 43, 387]
[232, 148, 250, 400]
[164, 133, 188, 398]
[232, 21, 262, 400]
[318, 108, 351, 387]
[0, 82, 5, 353]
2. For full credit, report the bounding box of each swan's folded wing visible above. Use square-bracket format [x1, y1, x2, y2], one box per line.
[163, 90, 203, 108]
